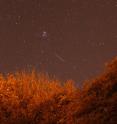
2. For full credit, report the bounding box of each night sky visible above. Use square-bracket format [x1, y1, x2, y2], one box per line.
[0, 0, 117, 85]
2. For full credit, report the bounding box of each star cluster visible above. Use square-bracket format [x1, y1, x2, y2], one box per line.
[0, 0, 117, 84]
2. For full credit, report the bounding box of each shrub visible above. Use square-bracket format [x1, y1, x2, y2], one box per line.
[0, 57, 117, 124]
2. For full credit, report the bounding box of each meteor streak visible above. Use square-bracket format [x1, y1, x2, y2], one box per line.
[55, 53, 65, 62]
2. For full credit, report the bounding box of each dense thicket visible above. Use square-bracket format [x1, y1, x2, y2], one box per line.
[0, 57, 117, 124]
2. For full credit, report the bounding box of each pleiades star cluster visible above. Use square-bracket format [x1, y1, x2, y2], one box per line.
[0, 0, 117, 85]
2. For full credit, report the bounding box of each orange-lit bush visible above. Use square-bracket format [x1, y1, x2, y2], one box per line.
[0, 57, 117, 124]
[0, 70, 76, 124]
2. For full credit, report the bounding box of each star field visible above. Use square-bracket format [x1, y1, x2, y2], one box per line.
[0, 0, 117, 85]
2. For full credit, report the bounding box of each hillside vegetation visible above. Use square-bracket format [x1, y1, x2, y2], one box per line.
[0, 57, 117, 124]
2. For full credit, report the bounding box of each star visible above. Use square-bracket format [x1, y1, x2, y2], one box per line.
[42, 31, 47, 38]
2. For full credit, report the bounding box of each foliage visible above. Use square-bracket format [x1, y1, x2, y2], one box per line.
[0, 57, 117, 124]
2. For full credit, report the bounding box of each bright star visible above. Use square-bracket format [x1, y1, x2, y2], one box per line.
[42, 31, 47, 38]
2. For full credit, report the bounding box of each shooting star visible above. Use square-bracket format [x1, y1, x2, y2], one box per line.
[55, 53, 65, 62]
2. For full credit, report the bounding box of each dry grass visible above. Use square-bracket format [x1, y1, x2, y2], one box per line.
[0, 57, 117, 124]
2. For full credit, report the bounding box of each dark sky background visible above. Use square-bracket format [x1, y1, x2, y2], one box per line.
[0, 0, 117, 85]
